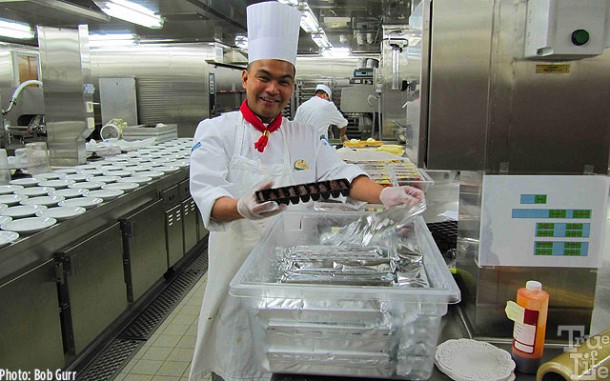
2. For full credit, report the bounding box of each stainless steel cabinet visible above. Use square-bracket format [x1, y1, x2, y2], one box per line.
[182, 197, 198, 254]
[56, 223, 127, 356]
[0, 260, 64, 370]
[166, 204, 184, 268]
[120, 199, 167, 303]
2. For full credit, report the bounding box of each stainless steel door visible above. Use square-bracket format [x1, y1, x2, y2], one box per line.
[120, 199, 167, 303]
[0, 260, 64, 370]
[182, 197, 198, 254]
[166, 204, 184, 268]
[57, 223, 127, 355]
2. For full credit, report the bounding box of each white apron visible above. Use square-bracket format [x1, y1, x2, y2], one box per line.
[190, 118, 293, 381]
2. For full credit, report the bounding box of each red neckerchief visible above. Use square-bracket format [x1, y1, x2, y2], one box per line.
[240, 100, 282, 152]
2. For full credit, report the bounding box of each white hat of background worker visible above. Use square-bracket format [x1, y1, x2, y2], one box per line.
[247, 1, 301, 65]
[315, 84, 332, 98]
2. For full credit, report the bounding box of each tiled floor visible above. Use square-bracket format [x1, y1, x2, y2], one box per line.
[112, 273, 209, 381]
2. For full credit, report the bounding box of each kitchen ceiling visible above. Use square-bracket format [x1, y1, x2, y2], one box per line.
[0, 0, 412, 54]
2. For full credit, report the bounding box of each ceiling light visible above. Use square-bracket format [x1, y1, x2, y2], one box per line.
[89, 33, 139, 46]
[299, 4, 320, 33]
[94, 0, 164, 29]
[311, 32, 332, 50]
[0, 18, 35, 40]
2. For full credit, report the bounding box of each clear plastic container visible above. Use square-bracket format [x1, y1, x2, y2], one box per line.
[230, 211, 460, 380]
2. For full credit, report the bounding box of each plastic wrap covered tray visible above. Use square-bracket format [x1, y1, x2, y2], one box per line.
[229, 211, 460, 380]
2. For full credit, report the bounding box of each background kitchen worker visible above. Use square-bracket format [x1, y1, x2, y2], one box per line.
[294, 83, 349, 141]
[189, 2, 424, 381]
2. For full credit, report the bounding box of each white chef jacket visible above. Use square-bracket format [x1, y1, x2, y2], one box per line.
[188, 111, 365, 381]
[190, 110, 364, 231]
[293, 96, 348, 139]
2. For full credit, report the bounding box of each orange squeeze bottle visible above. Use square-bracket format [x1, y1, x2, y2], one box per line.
[511, 280, 549, 374]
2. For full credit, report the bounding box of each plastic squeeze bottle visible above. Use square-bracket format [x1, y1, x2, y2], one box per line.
[511, 280, 549, 374]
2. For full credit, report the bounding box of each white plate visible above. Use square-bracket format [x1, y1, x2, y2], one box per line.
[76, 164, 101, 170]
[14, 187, 53, 197]
[0, 230, 19, 247]
[49, 188, 88, 199]
[117, 176, 152, 184]
[129, 165, 150, 172]
[1, 205, 47, 218]
[138, 171, 164, 179]
[92, 175, 121, 183]
[435, 339, 515, 381]
[20, 195, 65, 206]
[36, 206, 86, 220]
[102, 169, 134, 178]
[54, 167, 79, 174]
[83, 189, 124, 200]
[78, 169, 105, 176]
[102, 182, 139, 192]
[38, 179, 74, 189]
[64, 173, 93, 182]
[0, 185, 24, 194]
[156, 166, 180, 173]
[0, 215, 12, 225]
[104, 156, 129, 162]
[175, 159, 190, 167]
[9, 178, 40, 187]
[0, 204, 7, 211]
[58, 197, 104, 209]
[34, 172, 66, 180]
[68, 181, 105, 190]
[0, 194, 27, 206]
[1, 216, 56, 234]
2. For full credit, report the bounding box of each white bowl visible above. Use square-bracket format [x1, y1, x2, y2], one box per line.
[20, 195, 65, 206]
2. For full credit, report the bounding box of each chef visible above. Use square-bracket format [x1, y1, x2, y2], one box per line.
[189, 2, 424, 381]
[293, 83, 349, 141]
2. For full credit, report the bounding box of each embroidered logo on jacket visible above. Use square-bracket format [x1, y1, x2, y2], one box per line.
[293, 159, 309, 170]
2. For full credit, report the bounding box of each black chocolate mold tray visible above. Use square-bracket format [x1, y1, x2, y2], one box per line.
[256, 178, 350, 205]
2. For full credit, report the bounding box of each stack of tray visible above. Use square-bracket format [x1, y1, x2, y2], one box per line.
[122, 124, 178, 143]
[230, 211, 460, 380]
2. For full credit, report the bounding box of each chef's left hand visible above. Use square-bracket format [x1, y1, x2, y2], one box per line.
[379, 185, 424, 208]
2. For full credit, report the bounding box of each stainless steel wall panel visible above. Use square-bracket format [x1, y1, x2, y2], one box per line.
[0, 260, 64, 370]
[426, 0, 493, 170]
[38, 25, 93, 166]
[99, 77, 138, 126]
[486, 0, 610, 174]
[58, 223, 127, 355]
[91, 44, 215, 138]
[426, 0, 610, 174]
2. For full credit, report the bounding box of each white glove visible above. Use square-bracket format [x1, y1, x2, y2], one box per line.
[237, 181, 287, 220]
[379, 186, 425, 208]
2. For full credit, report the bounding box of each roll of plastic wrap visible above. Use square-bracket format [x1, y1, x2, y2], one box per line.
[536, 328, 610, 381]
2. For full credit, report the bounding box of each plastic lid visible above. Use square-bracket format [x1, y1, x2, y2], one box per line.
[526, 280, 542, 291]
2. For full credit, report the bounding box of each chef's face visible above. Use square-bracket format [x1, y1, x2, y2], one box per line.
[242, 59, 295, 123]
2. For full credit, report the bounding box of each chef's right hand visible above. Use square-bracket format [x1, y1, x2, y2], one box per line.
[237, 180, 286, 220]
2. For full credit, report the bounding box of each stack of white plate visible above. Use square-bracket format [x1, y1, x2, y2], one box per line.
[435, 339, 515, 381]
[1, 217, 57, 234]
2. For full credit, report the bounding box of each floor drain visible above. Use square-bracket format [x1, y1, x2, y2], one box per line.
[76, 339, 143, 381]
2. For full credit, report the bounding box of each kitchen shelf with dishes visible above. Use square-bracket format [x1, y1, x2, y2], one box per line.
[0, 138, 194, 242]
